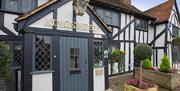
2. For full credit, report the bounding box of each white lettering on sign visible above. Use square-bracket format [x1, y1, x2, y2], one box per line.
[44, 19, 100, 31]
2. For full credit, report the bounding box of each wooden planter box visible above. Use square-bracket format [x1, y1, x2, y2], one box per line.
[125, 84, 158, 91]
[135, 67, 180, 90]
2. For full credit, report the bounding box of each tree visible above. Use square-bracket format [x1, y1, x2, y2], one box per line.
[134, 44, 152, 85]
[0, 42, 12, 90]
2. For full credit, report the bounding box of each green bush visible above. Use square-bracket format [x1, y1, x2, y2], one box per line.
[0, 42, 12, 89]
[159, 54, 171, 73]
[142, 59, 152, 69]
[134, 44, 152, 61]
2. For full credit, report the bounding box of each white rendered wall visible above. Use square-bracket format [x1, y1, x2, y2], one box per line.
[32, 73, 53, 91]
[94, 68, 105, 91]
[76, 12, 89, 33]
[57, 1, 73, 31]
[38, 0, 49, 6]
[0, 30, 7, 35]
[155, 24, 165, 47]
[30, 13, 53, 29]
[148, 25, 154, 43]
[4, 13, 18, 35]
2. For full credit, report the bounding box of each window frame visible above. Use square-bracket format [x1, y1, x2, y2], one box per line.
[96, 8, 120, 27]
[33, 35, 53, 72]
[172, 25, 180, 37]
[135, 19, 148, 31]
[70, 48, 80, 71]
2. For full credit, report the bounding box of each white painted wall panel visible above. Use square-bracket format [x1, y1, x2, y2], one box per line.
[113, 27, 118, 40]
[167, 44, 172, 66]
[57, 1, 73, 31]
[130, 23, 134, 40]
[38, 0, 48, 6]
[30, 13, 53, 29]
[125, 43, 129, 71]
[119, 32, 124, 40]
[144, 32, 147, 43]
[155, 34, 165, 47]
[32, 73, 53, 91]
[4, 13, 18, 35]
[140, 31, 143, 43]
[136, 31, 139, 42]
[76, 12, 90, 33]
[125, 28, 129, 40]
[93, 68, 105, 91]
[121, 13, 126, 29]
[0, 30, 7, 35]
[157, 49, 164, 67]
[92, 21, 105, 35]
[156, 24, 165, 36]
[130, 43, 134, 70]
[120, 43, 124, 51]
[148, 26, 154, 43]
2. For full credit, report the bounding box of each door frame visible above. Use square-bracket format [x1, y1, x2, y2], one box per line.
[22, 27, 110, 91]
[23, 27, 94, 91]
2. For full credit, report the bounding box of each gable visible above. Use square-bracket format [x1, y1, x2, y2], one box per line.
[17, 0, 111, 37]
[169, 4, 180, 27]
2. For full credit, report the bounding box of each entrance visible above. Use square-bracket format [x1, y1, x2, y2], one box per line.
[59, 37, 89, 91]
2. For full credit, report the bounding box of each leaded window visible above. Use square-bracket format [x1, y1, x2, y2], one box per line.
[135, 19, 148, 31]
[96, 8, 119, 26]
[34, 35, 52, 71]
[4, 0, 18, 12]
[93, 40, 103, 65]
[70, 48, 80, 70]
[14, 44, 22, 66]
[172, 26, 180, 37]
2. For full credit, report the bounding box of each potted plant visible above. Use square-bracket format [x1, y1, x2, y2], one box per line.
[111, 49, 125, 73]
[135, 54, 180, 90]
[125, 44, 157, 91]
[111, 49, 125, 62]
[0, 42, 12, 90]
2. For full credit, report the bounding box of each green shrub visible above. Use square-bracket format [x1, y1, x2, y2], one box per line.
[159, 54, 171, 73]
[142, 59, 152, 69]
[0, 42, 12, 89]
[134, 44, 152, 61]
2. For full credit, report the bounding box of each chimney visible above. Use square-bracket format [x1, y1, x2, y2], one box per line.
[120, 0, 131, 4]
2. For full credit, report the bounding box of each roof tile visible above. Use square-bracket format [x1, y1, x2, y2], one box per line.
[144, 0, 175, 23]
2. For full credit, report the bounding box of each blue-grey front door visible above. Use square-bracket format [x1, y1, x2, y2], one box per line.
[60, 37, 89, 91]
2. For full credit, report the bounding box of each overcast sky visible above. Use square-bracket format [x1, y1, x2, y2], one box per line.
[132, 0, 180, 11]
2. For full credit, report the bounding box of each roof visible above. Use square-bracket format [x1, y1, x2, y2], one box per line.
[90, 0, 155, 20]
[144, 0, 176, 24]
[17, 0, 56, 21]
[16, 0, 112, 32]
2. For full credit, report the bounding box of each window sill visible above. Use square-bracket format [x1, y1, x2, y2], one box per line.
[30, 70, 55, 75]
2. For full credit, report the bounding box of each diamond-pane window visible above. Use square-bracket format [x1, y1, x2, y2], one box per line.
[34, 35, 52, 71]
[14, 44, 22, 66]
[93, 40, 103, 65]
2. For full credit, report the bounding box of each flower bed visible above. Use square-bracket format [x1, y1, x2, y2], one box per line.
[135, 67, 180, 90]
[125, 82, 158, 91]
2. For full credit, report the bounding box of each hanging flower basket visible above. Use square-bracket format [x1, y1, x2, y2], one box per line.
[172, 36, 180, 49]
[111, 49, 125, 62]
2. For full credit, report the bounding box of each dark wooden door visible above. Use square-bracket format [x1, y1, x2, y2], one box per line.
[59, 37, 88, 91]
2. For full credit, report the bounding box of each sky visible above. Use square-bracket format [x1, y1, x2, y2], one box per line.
[132, 0, 180, 11]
